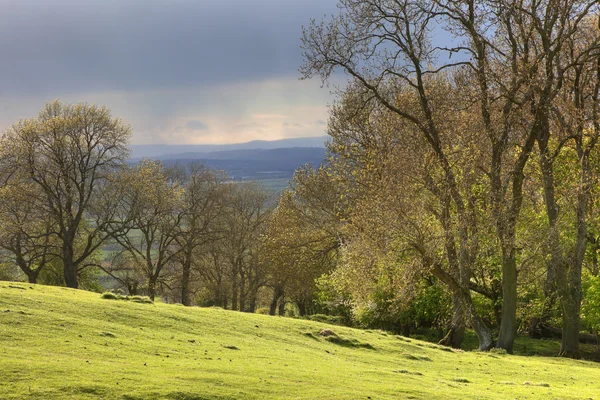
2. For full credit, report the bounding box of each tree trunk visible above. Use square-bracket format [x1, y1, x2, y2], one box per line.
[15, 251, 39, 284]
[297, 301, 306, 317]
[430, 264, 492, 350]
[560, 295, 581, 358]
[439, 294, 465, 348]
[496, 251, 517, 353]
[248, 297, 256, 313]
[559, 179, 588, 358]
[269, 286, 283, 316]
[26, 272, 38, 284]
[239, 278, 246, 312]
[147, 276, 157, 301]
[472, 313, 494, 350]
[221, 295, 228, 309]
[181, 250, 192, 306]
[537, 131, 586, 359]
[231, 272, 239, 311]
[63, 247, 78, 289]
[127, 282, 138, 296]
[278, 296, 285, 316]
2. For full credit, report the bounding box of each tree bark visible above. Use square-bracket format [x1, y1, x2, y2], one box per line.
[239, 278, 246, 312]
[439, 294, 465, 348]
[429, 264, 493, 350]
[278, 296, 285, 316]
[496, 251, 518, 353]
[63, 239, 78, 289]
[537, 130, 585, 359]
[269, 286, 283, 316]
[147, 276, 157, 301]
[248, 298, 256, 313]
[180, 249, 192, 306]
[297, 301, 306, 317]
[231, 271, 239, 311]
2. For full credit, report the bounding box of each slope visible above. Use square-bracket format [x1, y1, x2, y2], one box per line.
[0, 283, 599, 400]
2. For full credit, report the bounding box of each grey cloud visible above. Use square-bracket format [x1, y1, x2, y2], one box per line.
[186, 120, 209, 131]
[0, 0, 339, 95]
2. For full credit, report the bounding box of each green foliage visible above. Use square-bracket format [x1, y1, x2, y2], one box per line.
[582, 275, 600, 333]
[411, 281, 452, 329]
[303, 314, 349, 326]
[312, 274, 353, 322]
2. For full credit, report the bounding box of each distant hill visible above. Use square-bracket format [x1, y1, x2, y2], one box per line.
[131, 146, 327, 190]
[130, 136, 329, 159]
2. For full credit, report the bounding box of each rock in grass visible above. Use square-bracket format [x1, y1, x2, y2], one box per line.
[223, 345, 240, 350]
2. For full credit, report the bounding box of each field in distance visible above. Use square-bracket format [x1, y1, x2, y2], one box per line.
[1, 283, 599, 399]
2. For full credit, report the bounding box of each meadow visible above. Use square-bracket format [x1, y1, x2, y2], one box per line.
[1, 282, 599, 400]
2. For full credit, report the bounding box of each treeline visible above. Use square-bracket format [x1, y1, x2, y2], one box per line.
[0, 101, 281, 313]
[281, 0, 600, 359]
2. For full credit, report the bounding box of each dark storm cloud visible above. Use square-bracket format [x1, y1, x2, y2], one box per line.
[0, 0, 339, 95]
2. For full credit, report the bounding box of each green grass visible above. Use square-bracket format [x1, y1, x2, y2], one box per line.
[256, 178, 292, 193]
[1, 282, 599, 399]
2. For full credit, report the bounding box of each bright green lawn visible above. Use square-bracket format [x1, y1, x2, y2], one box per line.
[1, 282, 599, 399]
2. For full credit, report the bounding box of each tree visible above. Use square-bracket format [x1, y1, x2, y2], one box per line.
[301, 0, 600, 354]
[324, 85, 494, 348]
[112, 160, 184, 301]
[532, 15, 600, 357]
[221, 182, 271, 312]
[0, 181, 57, 283]
[261, 169, 341, 316]
[0, 101, 132, 288]
[176, 163, 228, 306]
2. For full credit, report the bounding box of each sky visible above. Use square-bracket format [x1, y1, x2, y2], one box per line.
[0, 0, 341, 145]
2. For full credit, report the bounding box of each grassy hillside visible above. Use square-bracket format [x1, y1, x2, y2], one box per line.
[1, 283, 599, 399]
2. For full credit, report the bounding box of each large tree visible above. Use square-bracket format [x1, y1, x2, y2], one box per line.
[0, 101, 132, 288]
[176, 163, 228, 306]
[112, 160, 184, 301]
[221, 182, 272, 312]
[301, 0, 600, 354]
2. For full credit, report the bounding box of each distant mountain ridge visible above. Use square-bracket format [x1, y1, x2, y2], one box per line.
[156, 147, 327, 182]
[130, 136, 329, 159]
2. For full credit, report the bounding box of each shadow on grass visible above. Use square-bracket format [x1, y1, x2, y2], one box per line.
[325, 336, 375, 350]
[101, 292, 153, 304]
